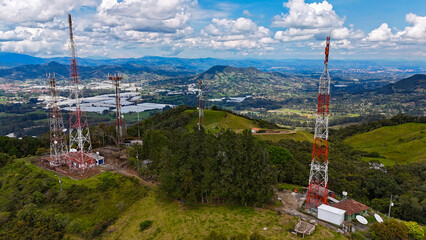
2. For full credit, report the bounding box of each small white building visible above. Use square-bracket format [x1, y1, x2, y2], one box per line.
[317, 204, 346, 226]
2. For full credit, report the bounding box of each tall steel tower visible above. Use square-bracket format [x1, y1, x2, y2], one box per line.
[197, 79, 204, 130]
[306, 36, 331, 209]
[68, 14, 92, 154]
[109, 74, 123, 144]
[48, 73, 68, 166]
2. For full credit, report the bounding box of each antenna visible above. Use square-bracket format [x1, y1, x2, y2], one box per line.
[306, 36, 331, 209]
[109, 73, 123, 145]
[197, 79, 204, 130]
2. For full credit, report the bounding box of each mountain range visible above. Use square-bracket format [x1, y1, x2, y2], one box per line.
[1, 52, 425, 74]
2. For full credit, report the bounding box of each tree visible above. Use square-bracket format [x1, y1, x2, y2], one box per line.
[369, 219, 409, 240]
[405, 221, 424, 240]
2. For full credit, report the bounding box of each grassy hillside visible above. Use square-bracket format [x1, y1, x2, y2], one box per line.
[255, 130, 313, 143]
[186, 109, 260, 131]
[0, 157, 147, 239]
[184, 109, 314, 142]
[344, 123, 426, 166]
[103, 192, 346, 240]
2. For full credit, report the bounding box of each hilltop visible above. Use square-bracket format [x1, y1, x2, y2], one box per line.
[139, 105, 313, 142]
[344, 122, 426, 166]
[191, 65, 308, 97]
[375, 74, 426, 94]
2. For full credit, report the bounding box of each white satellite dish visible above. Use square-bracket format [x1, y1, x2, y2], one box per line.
[62, 128, 67, 132]
[54, 140, 58, 144]
[70, 148, 77, 152]
[374, 214, 383, 223]
[356, 215, 368, 225]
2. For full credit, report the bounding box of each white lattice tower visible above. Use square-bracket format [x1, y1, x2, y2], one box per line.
[48, 73, 68, 166]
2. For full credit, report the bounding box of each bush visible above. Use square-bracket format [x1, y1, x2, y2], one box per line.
[250, 232, 266, 240]
[204, 231, 227, 240]
[230, 233, 248, 240]
[351, 232, 367, 240]
[370, 219, 408, 240]
[405, 221, 424, 240]
[139, 220, 153, 231]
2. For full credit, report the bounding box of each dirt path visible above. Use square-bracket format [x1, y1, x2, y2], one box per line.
[254, 130, 296, 135]
[112, 167, 157, 187]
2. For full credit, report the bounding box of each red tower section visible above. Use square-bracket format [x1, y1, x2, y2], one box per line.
[306, 36, 331, 209]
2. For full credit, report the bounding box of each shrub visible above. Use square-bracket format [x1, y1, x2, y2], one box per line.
[204, 231, 227, 240]
[370, 219, 408, 240]
[405, 221, 424, 240]
[230, 233, 248, 240]
[250, 232, 266, 240]
[139, 220, 153, 232]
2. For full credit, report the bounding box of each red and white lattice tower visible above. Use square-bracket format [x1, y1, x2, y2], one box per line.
[197, 79, 203, 130]
[109, 74, 123, 144]
[67, 14, 92, 161]
[48, 73, 68, 166]
[306, 36, 331, 209]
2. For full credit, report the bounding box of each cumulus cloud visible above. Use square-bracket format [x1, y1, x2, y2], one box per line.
[96, 0, 193, 33]
[364, 23, 393, 42]
[395, 13, 426, 42]
[199, 17, 275, 52]
[272, 0, 363, 44]
[272, 0, 344, 28]
[0, 0, 94, 23]
[364, 13, 426, 44]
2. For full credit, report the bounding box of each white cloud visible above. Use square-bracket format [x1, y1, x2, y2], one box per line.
[364, 23, 393, 42]
[272, 0, 344, 28]
[96, 0, 193, 33]
[272, 0, 363, 45]
[243, 10, 252, 17]
[0, 0, 94, 23]
[199, 17, 275, 52]
[395, 13, 426, 42]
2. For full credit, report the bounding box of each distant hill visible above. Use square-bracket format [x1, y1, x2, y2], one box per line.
[0, 61, 195, 82]
[375, 74, 426, 94]
[190, 65, 310, 97]
[2, 52, 425, 74]
[0, 52, 48, 67]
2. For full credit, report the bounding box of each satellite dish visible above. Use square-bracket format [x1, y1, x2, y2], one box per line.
[356, 215, 368, 225]
[70, 148, 77, 152]
[62, 129, 67, 132]
[374, 214, 383, 223]
[54, 140, 58, 144]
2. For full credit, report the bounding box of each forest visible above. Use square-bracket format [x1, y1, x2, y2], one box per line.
[126, 107, 425, 224]
[0, 106, 424, 240]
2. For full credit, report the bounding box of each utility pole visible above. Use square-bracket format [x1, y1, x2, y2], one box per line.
[388, 195, 393, 220]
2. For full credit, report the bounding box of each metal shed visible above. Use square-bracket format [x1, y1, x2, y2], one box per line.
[317, 204, 346, 226]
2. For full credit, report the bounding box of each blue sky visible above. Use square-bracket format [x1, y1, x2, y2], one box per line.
[0, 0, 424, 60]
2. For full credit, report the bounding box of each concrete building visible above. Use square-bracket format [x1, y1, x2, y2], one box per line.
[317, 204, 346, 226]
